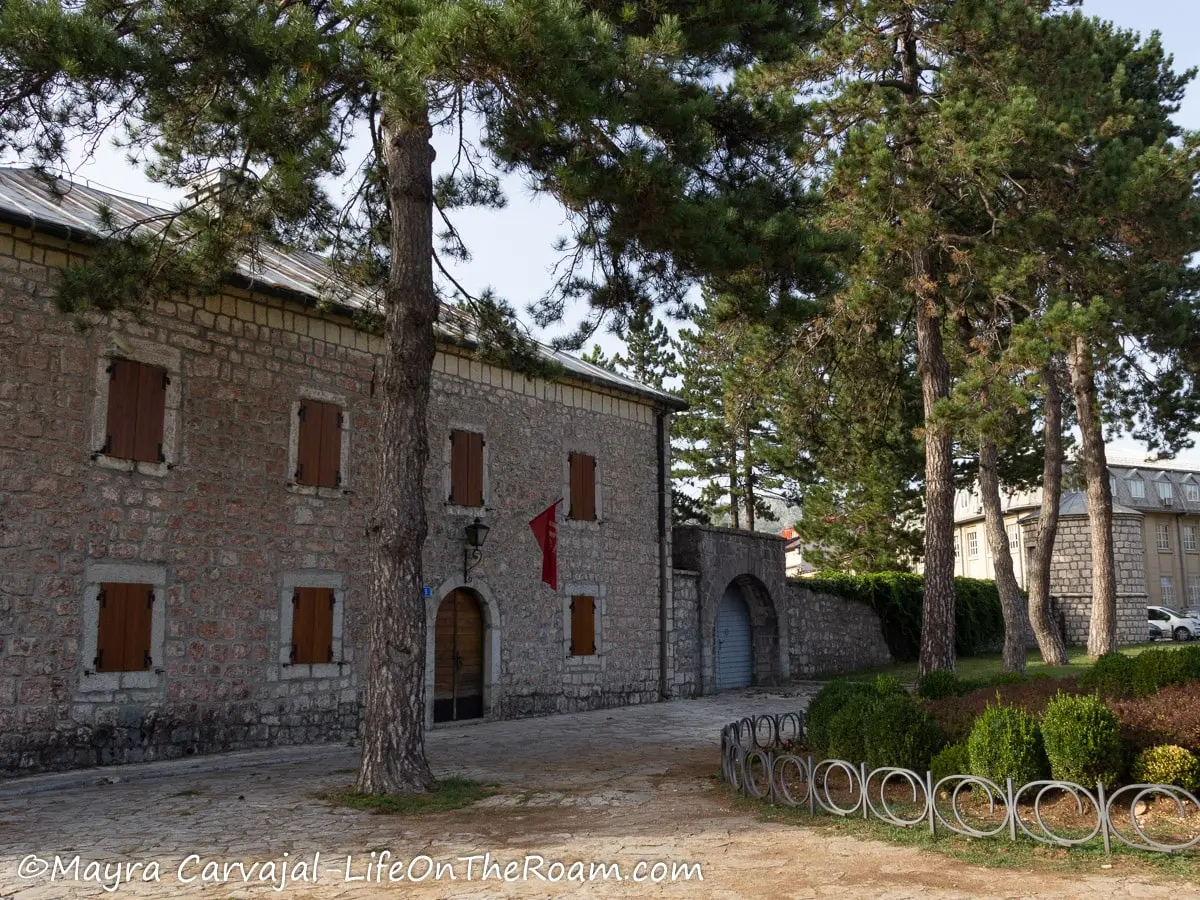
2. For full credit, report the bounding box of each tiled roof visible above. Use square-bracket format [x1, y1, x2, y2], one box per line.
[0, 166, 684, 410]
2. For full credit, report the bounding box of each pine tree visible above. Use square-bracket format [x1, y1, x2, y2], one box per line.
[0, 0, 827, 792]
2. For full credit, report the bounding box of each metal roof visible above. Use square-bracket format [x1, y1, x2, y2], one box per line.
[0, 166, 684, 410]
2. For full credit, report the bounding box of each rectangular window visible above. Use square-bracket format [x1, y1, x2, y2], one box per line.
[290, 587, 335, 664]
[103, 359, 167, 464]
[1158, 481, 1174, 506]
[95, 583, 154, 672]
[1187, 484, 1200, 503]
[1130, 478, 1145, 499]
[954, 536, 960, 558]
[1157, 524, 1171, 551]
[569, 595, 596, 656]
[1007, 524, 1019, 551]
[449, 430, 484, 507]
[1161, 576, 1175, 604]
[568, 452, 597, 521]
[967, 531, 979, 558]
[1185, 526, 1198, 552]
[295, 399, 342, 489]
[1189, 576, 1200, 605]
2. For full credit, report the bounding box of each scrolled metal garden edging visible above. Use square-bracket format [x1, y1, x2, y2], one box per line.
[722, 712, 1200, 854]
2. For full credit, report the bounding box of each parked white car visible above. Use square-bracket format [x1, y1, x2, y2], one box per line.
[1146, 606, 1200, 642]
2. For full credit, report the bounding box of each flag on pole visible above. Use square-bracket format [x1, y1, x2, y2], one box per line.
[529, 498, 562, 590]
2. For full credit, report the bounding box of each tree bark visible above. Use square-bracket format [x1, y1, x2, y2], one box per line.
[356, 114, 438, 795]
[743, 423, 756, 531]
[1026, 360, 1068, 664]
[978, 436, 1029, 673]
[1067, 336, 1118, 657]
[728, 440, 740, 529]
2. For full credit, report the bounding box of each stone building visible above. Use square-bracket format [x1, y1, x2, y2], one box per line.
[0, 169, 891, 776]
[951, 457, 1200, 645]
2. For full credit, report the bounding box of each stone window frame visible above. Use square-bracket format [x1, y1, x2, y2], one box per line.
[286, 387, 352, 499]
[1185, 525, 1198, 553]
[1156, 523, 1171, 552]
[561, 441, 603, 529]
[1161, 575, 1175, 604]
[90, 335, 182, 477]
[966, 530, 979, 559]
[441, 422, 491, 513]
[78, 562, 167, 694]
[562, 583, 606, 670]
[278, 570, 347, 680]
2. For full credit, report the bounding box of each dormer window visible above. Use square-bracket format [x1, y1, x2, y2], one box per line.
[1157, 480, 1174, 506]
[1129, 477, 1145, 499]
[1187, 482, 1200, 503]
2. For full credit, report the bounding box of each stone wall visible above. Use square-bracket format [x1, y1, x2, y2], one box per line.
[1021, 513, 1147, 647]
[668, 569, 700, 698]
[787, 583, 893, 678]
[0, 222, 669, 774]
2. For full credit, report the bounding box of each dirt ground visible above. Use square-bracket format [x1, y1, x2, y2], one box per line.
[1, 688, 1196, 899]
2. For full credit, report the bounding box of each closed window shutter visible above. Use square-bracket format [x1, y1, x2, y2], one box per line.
[571, 595, 596, 656]
[291, 588, 316, 663]
[310, 588, 335, 663]
[95, 582, 126, 672]
[317, 404, 342, 488]
[570, 453, 596, 521]
[295, 401, 323, 486]
[133, 364, 167, 464]
[450, 430, 483, 506]
[105, 360, 141, 460]
[123, 584, 154, 670]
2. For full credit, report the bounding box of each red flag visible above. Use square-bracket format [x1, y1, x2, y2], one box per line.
[529, 499, 562, 590]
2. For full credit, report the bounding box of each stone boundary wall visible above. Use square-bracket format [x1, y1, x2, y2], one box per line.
[669, 569, 700, 699]
[786, 582, 893, 678]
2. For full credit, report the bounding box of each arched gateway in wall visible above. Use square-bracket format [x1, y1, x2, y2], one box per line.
[672, 526, 789, 694]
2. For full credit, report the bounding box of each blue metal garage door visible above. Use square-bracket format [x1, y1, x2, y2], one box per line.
[715, 587, 753, 690]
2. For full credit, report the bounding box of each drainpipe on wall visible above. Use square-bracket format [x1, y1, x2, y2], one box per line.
[656, 410, 670, 701]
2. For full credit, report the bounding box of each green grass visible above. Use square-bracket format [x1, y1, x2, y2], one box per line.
[322, 776, 495, 815]
[734, 793, 1198, 878]
[839, 643, 1176, 685]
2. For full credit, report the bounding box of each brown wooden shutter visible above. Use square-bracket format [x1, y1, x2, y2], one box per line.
[133, 364, 167, 463]
[571, 595, 596, 656]
[317, 404, 342, 489]
[123, 583, 154, 670]
[95, 582, 125, 672]
[291, 588, 315, 663]
[295, 401, 322, 486]
[105, 360, 140, 460]
[570, 453, 596, 521]
[310, 588, 335, 663]
[466, 432, 484, 506]
[450, 430, 483, 506]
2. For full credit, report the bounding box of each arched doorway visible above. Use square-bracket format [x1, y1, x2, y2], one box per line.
[433, 588, 485, 723]
[714, 584, 753, 690]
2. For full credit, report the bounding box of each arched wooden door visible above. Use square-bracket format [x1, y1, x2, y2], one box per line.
[433, 589, 484, 723]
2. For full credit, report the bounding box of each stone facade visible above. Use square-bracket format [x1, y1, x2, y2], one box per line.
[1019, 513, 1147, 647]
[0, 211, 676, 774]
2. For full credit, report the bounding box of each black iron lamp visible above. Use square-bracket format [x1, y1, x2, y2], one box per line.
[463, 517, 490, 581]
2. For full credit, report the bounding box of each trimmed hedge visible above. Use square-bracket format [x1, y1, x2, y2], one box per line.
[967, 703, 1048, 784]
[805, 680, 879, 757]
[916, 669, 970, 701]
[931, 743, 971, 784]
[1040, 693, 1124, 788]
[1131, 745, 1200, 793]
[803, 571, 1004, 661]
[1079, 647, 1200, 698]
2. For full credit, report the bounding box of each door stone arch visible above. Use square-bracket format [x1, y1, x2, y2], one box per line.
[425, 577, 502, 727]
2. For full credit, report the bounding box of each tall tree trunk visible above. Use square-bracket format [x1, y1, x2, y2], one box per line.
[1027, 359, 1068, 664]
[897, 23, 955, 675]
[979, 436, 1029, 673]
[357, 115, 438, 795]
[743, 423, 755, 531]
[1067, 336, 1118, 657]
[728, 440, 740, 530]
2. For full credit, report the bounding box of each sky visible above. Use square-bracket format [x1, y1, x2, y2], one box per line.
[6, 0, 1200, 466]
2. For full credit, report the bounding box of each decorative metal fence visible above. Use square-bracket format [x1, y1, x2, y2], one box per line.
[722, 712, 1200, 854]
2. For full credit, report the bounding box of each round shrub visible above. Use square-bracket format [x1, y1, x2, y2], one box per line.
[1130, 648, 1192, 697]
[992, 672, 1030, 686]
[863, 693, 945, 771]
[1131, 745, 1200, 792]
[824, 693, 876, 764]
[1040, 693, 1124, 788]
[805, 680, 876, 755]
[1078, 652, 1136, 697]
[930, 743, 971, 784]
[967, 703, 1048, 784]
[873, 674, 906, 697]
[917, 670, 967, 700]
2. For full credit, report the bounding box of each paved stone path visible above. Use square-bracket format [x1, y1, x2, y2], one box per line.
[1, 687, 1194, 899]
